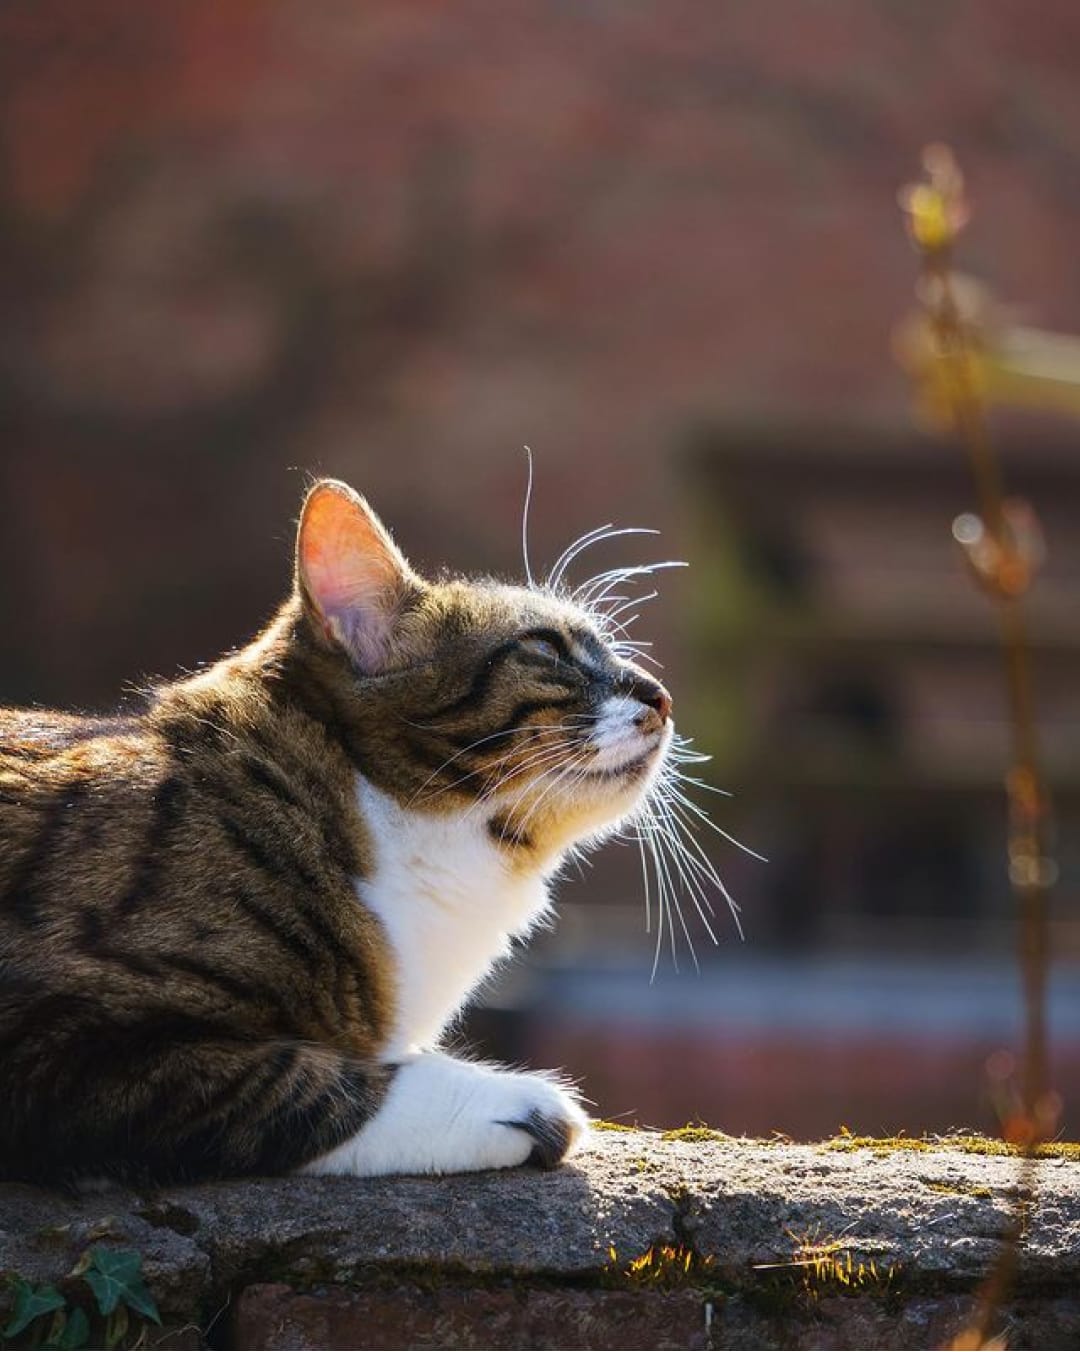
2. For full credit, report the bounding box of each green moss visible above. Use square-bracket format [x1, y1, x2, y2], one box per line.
[661, 1124, 730, 1144]
[597, 1120, 1080, 1161]
[823, 1133, 930, 1155]
[821, 1131, 1080, 1161]
[603, 1242, 720, 1293]
[924, 1180, 993, 1199]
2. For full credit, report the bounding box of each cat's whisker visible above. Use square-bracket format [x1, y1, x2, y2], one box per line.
[405, 726, 546, 805]
[415, 723, 595, 808]
[645, 805, 724, 942]
[515, 747, 597, 830]
[462, 752, 579, 818]
[647, 799, 721, 916]
[590, 592, 630, 612]
[647, 775, 746, 940]
[572, 560, 686, 607]
[648, 817, 700, 975]
[641, 802, 679, 981]
[464, 739, 586, 817]
[504, 749, 595, 836]
[546, 522, 614, 593]
[616, 646, 664, 671]
[674, 775, 729, 796]
[546, 526, 661, 595]
[521, 444, 536, 591]
[413, 749, 523, 807]
[644, 807, 693, 973]
[662, 780, 768, 864]
[615, 737, 758, 973]
[635, 828, 653, 938]
[600, 590, 659, 625]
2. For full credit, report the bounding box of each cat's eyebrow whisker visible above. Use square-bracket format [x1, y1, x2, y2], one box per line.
[600, 590, 659, 625]
[590, 592, 630, 612]
[573, 560, 686, 606]
[581, 577, 663, 620]
[521, 443, 536, 590]
[616, 646, 664, 671]
[546, 522, 614, 593]
[546, 525, 661, 594]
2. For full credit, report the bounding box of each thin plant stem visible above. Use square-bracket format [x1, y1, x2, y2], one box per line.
[900, 145, 1058, 1351]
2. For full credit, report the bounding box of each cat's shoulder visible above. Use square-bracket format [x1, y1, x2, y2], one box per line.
[0, 704, 151, 766]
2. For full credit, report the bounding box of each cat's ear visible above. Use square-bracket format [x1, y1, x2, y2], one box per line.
[296, 480, 420, 672]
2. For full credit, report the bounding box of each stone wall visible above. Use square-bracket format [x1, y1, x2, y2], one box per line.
[2, 1130, 1078, 1349]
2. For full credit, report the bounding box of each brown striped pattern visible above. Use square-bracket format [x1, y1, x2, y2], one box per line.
[0, 499, 668, 1184]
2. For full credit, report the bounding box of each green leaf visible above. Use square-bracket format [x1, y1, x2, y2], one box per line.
[44, 1307, 91, 1350]
[80, 1249, 160, 1325]
[3, 1278, 67, 1337]
[104, 1303, 128, 1350]
[63, 1307, 91, 1349]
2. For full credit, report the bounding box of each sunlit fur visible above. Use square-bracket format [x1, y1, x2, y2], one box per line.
[0, 479, 743, 1185]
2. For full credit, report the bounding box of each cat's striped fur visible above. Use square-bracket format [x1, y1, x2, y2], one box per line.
[0, 480, 672, 1185]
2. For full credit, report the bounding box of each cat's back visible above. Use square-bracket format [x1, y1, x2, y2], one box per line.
[0, 674, 389, 1052]
[0, 705, 169, 918]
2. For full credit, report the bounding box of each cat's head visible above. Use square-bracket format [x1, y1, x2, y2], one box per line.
[294, 478, 674, 862]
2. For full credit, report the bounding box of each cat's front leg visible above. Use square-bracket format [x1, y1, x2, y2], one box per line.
[301, 1051, 589, 1177]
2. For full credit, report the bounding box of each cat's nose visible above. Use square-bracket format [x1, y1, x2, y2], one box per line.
[625, 674, 672, 731]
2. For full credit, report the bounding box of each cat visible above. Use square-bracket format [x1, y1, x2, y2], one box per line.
[0, 479, 679, 1186]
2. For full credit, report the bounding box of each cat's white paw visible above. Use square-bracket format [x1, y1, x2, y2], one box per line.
[302, 1052, 589, 1177]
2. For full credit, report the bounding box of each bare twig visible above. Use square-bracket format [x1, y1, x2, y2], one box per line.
[898, 144, 1060, 1351]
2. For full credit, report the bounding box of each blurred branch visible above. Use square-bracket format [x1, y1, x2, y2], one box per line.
[896, 291, 1080, 427]
[897, 144, 1061, 1352]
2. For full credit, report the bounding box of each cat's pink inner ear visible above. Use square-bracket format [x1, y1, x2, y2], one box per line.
[297, 482, 414, 670]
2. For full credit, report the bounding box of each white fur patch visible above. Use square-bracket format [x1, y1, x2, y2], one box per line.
[589, 694, 660, 771]
[354, 776, 552, 1055]
[303, 1051, 588, 1177]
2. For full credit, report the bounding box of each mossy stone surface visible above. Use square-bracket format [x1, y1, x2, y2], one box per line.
[2, 1130, 1079, 1348]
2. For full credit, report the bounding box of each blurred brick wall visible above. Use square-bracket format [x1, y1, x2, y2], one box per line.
[3, 0, 1080, 707]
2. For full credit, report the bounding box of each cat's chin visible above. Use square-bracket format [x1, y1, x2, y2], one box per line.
[515, 736, 669, 862]
[579, 748, 657, 783]
[589, 719, 672, 787]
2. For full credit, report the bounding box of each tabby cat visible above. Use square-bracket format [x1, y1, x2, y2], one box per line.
[0, 480, 683, 1186]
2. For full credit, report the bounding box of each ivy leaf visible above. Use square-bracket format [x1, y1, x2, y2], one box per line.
[44, 1306, 91, 1350]
[104, 1302, 128, 1350]
[3, 1278, 67, 1337]
[81, 1249, 161, 1324]
[64, 1307, 91, 1348]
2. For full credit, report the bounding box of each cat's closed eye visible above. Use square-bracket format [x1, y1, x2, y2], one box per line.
[516, 633, 564, 663]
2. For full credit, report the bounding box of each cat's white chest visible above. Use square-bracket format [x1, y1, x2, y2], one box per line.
[353, 776, 551, 1057]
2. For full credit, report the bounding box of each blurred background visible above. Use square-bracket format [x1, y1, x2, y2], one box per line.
[1, 0, 1077, 1139]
